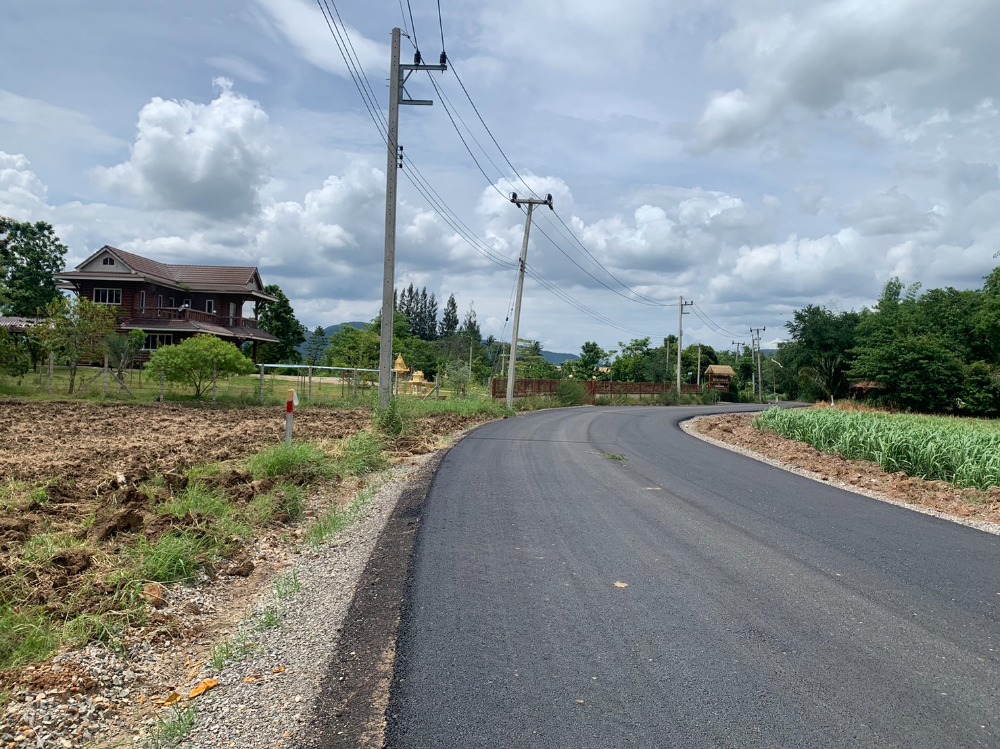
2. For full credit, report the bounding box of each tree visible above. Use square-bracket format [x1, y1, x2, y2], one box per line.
[570, 341, 607, 380]
[304, 325, 328, 366]
[0, 218, 67, 317]
[107, 330, 146, 381]
[439, 294, 459, 337]
[324, 325, 379, 369]
[39, 296, 118, 394]
[460, 303, 481, 343]
[257, 285, 306, 363]
[851, 333, 963, 412]
[0, 329, 30, 380]
[145, 335, 256, 398]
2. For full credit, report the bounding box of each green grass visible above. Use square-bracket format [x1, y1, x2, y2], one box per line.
[307, 480, 383, 546]
[210, 631, 256, 671]
[157, 483, 234, 521]
[755, 407, 1000, 490]
[0, 604, 61, 671]
[334, 431, 389, 477]
[143, 705, 197, 749]
[254, 606, 282, 631]
[246, 442, 336, 483]
[273, 570, 302, 600]
[246, 483, 306, 525]
[124, 532, 211, 583]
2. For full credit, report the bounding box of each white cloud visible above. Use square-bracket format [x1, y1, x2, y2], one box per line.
[0, 152, 48, 215]
[96, 79, 271, 219]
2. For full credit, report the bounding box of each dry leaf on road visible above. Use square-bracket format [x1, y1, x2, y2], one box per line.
[188, 679, 220, 699]
[613, 581, 630, 589]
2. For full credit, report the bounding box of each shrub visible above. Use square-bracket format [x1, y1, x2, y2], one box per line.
[556, 379, 588, 406]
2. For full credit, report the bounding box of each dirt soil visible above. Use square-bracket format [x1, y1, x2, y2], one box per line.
[692, 412, 1000, 529]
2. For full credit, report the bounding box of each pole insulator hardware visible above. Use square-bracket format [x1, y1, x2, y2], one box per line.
[397, 145, 404, 169]
[440, 52, 447, 65]
[414, 51, 422, 64]
[510, 192, 518, 202]
[546, 194, 554, 209]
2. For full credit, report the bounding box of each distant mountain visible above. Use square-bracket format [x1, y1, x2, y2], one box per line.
[542, 350, 580, 365]
[322, 321, 367, 337]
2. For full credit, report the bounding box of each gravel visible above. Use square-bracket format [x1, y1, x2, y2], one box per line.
[1, 453, 434, 749]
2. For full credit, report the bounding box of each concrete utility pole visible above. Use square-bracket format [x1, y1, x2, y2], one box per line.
[379, 28, 447, 410]
[696, 344, 702, 387]
[732, 340, 743, 358]
[750, 326, 766, 400]
[506, 192, 553, 408]
[676, 296, 693, 395]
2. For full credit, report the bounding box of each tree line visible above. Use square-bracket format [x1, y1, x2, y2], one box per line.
[773, 269, 1000, 414]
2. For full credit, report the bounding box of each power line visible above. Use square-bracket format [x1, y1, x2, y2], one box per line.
[404, 0, 420, 57]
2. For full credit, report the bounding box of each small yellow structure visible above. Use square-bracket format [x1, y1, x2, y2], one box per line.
[409, 370, 429, 395]
[393, 354, 408, 376]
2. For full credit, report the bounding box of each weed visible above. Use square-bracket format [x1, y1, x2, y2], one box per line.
[246, 443, 335, 484]
[157, 483, 233, 521]
[246, 482, 305, 526]
[273, 570, 302, 600]
[184, 463, 224, 482]
[255, 606, 282, 631]
[307, 480, 383, 547]
[605, 453, 627, 461]
[0, 604, 60, 671]
[143, 705, 196, 749]
[125, 532, 209, 584]
[210, 631, 256, 671]
[334, 431, 388, 478]
[374, 397, 405, 437]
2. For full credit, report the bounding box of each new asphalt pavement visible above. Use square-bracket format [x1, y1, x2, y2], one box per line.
[385, 405, 999, 748]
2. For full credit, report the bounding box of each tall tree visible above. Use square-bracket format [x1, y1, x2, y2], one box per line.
[460, 303, 481, 343]
[439, 294, 459, 337]
[304, 325, 328, 366]
[0, 218, 68, 317]
[257, 284, 307, 364]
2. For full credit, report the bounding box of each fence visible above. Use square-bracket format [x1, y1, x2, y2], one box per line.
[490, 379, 703, 401]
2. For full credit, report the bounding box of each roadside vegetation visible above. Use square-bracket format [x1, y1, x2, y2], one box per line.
[755, 406, 1000, 491]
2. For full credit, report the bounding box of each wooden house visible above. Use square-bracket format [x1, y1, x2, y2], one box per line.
[54, 246, 279, 355]
[704, 364, 737, 392]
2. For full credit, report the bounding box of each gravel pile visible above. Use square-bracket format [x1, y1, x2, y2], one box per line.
[1, 454, 433, 749]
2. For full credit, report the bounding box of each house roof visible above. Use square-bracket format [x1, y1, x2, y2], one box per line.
[55, 246, 278, 302]
[120, 318, 279, 344]
[0, 316, 43, 334]
[705, 365, 737, 376]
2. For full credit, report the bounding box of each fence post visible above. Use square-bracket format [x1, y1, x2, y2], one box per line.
[212, 364, 218, 402]
[285, 388, 297, 444]
[259, 365, 265, 404]
[48, 353, 54, 395]
[159, 370, 165, 402]
[308, 366, 313, 402]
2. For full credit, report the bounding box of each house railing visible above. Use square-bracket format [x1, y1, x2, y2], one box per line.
[130, 307, 260, 329]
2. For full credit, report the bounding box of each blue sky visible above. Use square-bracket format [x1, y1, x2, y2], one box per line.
[3, 0, 1000, 354]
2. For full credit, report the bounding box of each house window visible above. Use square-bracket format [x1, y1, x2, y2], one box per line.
[205, 300, 215, 314]
[229, 302, 238, 320]
[139, 291, 146, 310]
[169, 297, 175, 308]
[93, 288, 122, 305]
[144, 333, 173, 350]
[102, 256, 115, 266]
[157, 295, 163, 308]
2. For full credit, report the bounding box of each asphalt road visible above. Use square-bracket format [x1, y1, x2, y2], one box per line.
[385, 405, 1000, 748]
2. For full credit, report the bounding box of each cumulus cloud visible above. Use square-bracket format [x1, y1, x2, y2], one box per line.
[693, 0, 1000, 151]
[0, 152, 49, 215]
[96, 79, 271, 219]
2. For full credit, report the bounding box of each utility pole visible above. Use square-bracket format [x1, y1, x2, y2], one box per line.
[506, 192, 553, 408]
[732, 341, 743, 358]
[676, 297, 693, 395]
[378, 28, 447, 410]
[749, 326, 766, 400]
[696, 344, 702, 387]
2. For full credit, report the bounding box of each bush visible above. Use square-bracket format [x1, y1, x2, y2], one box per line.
[556, 379, 588, 406]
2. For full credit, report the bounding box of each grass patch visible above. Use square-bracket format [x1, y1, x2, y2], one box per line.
[246, 442, 335, 483]
[307, 480, 383, 547]
[0, 604, 61, 671]
[246, 483, 306, 526]
[334, 431, 389, 478]
[254, 606, 282, 631]
[143, 705, 197, 749]
[157, 483, 234, 521]
[124, 532, 210, 584]
[604, 453, 627, 461]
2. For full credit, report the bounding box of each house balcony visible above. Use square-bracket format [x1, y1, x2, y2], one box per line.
[129, 307, 261, 330]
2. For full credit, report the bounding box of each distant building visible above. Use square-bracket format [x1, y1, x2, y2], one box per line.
[55, 246, 279, 356]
